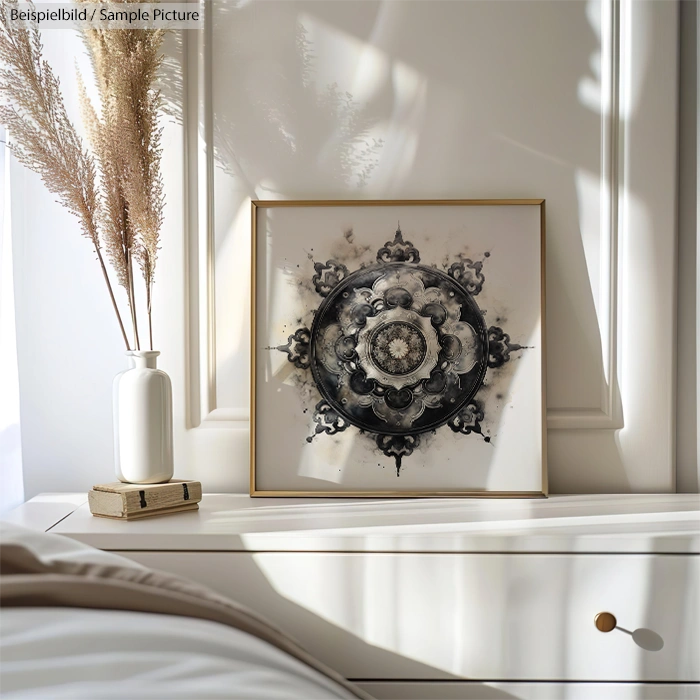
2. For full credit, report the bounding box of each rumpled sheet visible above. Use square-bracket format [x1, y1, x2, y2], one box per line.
[0, 522, 370, 700]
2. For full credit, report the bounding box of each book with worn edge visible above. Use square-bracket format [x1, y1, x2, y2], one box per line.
[90, 502, 200, 521]
[88, 479, 202, 519]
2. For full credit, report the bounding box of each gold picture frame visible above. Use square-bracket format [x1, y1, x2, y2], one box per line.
[251, 199, 547, 498]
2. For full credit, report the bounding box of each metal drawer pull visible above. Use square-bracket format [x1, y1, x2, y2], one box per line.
[594, 612, 617, 632]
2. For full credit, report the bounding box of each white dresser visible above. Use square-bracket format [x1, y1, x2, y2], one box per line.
[6, 493, 700, 699]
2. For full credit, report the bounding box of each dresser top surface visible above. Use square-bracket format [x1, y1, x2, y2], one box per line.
[5, 492, 699, 553]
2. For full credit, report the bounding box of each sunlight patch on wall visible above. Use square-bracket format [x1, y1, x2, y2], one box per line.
[578, 0, 651, 120]
[578, 0, 604, 115]
[298, 12, 391, 104]
[575, 169, 603, 323]
[299, 10, 427, 193]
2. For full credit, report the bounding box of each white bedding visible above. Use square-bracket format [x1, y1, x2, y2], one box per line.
[1, 607, 355, 699]
[0, 523, 361, 700]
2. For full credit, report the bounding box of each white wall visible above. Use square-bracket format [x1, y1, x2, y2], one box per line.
[10, 0, 688, 498]
[0, 126, 24, 513]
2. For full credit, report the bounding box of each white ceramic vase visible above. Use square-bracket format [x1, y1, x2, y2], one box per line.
[113, 351, 173, 484]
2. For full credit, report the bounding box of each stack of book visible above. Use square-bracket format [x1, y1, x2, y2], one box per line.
[88, 480, 202, 520]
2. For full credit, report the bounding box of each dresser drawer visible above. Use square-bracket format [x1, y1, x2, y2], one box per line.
[117, 552, 699, 682]
[358, 682, 700, 699]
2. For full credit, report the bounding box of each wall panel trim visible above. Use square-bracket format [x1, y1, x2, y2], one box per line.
[548, 0, 623, 430]
[187, 0, 627, 431]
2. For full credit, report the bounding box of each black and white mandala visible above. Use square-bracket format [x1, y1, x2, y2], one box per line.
[277, 226, 526, 475]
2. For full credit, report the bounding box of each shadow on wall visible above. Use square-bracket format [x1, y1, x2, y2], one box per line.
[158, 0, 658, 488]
[210, 6, 385, 193]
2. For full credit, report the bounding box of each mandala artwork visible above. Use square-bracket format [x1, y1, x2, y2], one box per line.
[277, 225, 527, 475]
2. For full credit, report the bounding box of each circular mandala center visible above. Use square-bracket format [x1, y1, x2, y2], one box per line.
[310, 262, 488, 435]
[370, 322, 427, 376]
[388, 338, 409, 359]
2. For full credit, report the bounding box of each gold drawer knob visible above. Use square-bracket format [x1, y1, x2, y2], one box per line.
[595, 612, 617, 632]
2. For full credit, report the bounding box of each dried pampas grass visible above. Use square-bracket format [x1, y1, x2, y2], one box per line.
[0, 0, 166, 350]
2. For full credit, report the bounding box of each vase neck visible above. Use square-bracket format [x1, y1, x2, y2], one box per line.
[127, 351, 160, 369]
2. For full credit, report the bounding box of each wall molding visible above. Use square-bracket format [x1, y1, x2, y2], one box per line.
[548, 0, 623, 430]
[185, 3, 220, 429]
[186, 0, 633, 433]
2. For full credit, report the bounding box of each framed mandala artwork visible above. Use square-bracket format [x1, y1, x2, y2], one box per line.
[251, 200, 547, 497]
